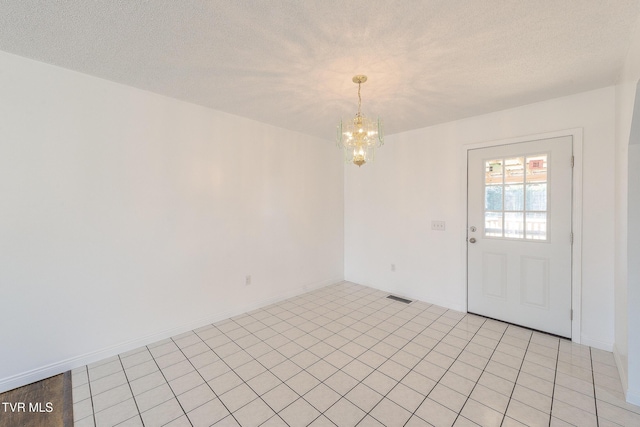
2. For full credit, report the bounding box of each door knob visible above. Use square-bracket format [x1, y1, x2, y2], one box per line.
[469, 237, 477, 243]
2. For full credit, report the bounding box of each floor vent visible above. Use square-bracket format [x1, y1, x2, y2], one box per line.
[386, 295, 412, 304]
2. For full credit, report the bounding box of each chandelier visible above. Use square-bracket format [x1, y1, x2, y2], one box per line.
[337, 75, 384, 167]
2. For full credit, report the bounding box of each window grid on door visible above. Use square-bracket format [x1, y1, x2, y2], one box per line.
[484, 154, 548, 240]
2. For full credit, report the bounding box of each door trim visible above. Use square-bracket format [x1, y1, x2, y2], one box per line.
[461, 128, 583, 344]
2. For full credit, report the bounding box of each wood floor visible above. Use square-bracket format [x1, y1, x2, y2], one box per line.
[0, 372, 72, 427]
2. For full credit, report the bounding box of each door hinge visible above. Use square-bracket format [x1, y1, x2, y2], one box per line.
[571, 309, 573, 321]
[571, 156, 575, 168]
[570, 232, 573, 244]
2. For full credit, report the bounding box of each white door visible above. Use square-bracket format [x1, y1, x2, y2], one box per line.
[467, 136, 573, 338]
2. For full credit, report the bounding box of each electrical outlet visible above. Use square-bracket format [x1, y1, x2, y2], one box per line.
[245, 275, 252, 286]
[391, 263, 396, 272]
[431, 220, 446, 231]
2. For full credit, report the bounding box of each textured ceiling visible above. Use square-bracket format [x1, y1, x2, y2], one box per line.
[1, 1, 639, 140]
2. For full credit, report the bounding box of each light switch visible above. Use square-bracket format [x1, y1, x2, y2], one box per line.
[431, 220, 446, 231]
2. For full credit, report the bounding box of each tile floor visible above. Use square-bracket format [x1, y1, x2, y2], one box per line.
[71, 282, 640, 427]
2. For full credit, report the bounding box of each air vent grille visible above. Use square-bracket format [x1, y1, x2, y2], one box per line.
[386, 295, 412, 304]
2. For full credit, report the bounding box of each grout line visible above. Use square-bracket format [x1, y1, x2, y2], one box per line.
[590, 347, 600, 427]
[116, 355, 146, 427]
[365, 311, 476, 426]
[196, 308, 317, 425]
[168, 335, 242, 426]
[548, 333, 561, 426]
[144, 345, 193, 426]
[335, 304, 454, 425]
[240, 285, 437, 424]
[259, 285, 417, 424]
[264, 293, 458, 424]
[448, 319, 506, 427]
[498, 329, 534, 427]
[86, 366, 97, 427]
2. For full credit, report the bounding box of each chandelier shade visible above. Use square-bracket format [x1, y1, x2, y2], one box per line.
[337, 75, 384, 167]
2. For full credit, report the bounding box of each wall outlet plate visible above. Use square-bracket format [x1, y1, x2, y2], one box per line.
[431, 220, 446, 231]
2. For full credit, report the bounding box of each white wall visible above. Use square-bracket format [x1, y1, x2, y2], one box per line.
[614, 12, 640, 405]
[345, 87, 616, 350]
[0, 51, 344, 392]
[628, 140, 640, 405]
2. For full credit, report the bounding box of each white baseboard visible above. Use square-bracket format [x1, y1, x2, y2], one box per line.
[0, 277, 342, 394]
[613, 344, 629, 396]
[416, 294, 465, 313]
[580, 335, 614, 352]
[627, 387, 640, 406]
[346, 280, 466, 313]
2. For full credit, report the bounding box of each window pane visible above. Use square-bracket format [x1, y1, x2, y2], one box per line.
[526, 212, 547, 240]
[485, 186, 503, 211]
[504, 185, 524, 211]
[485, 159, 503, 185]
[505, 157, 524, 184]
[485, 212, 502, 237]
[483, 153, 549, 241]
[526, 183, 547, 211]
[526, 154, 547, 183]
[504, 212, 524, 238]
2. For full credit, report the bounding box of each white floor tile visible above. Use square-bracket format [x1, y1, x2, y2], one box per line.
[133, 383, 174, 413]
[278, 397, 320, 427]
[461, 398, 503, 427]
[65, 283, 636, 427]
[304, 383, 342, 412]
[219, 383, 258, 413]
[140, 397, 184, 427]
[176, 383, 216, 413]
[323, 397, 366, 427]
[186, 398, 229, 427]
[387, 382, 425, 413]
[261, 383, 298, 412]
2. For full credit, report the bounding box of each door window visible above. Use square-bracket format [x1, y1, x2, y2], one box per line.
[484, 154, 548, 240]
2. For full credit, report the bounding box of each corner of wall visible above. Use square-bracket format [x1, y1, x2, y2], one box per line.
[614, 343, 629, 395]
[580, 336, 614, 352]
[627, 388, 640, 406]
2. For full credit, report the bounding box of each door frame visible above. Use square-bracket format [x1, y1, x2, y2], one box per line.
[461, 128, 583, 343]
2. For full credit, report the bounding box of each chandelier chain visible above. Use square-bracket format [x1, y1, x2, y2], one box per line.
[357, 82, 362, 117]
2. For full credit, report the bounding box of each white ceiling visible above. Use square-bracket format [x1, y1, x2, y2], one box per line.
[1, 1, 639, 140]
